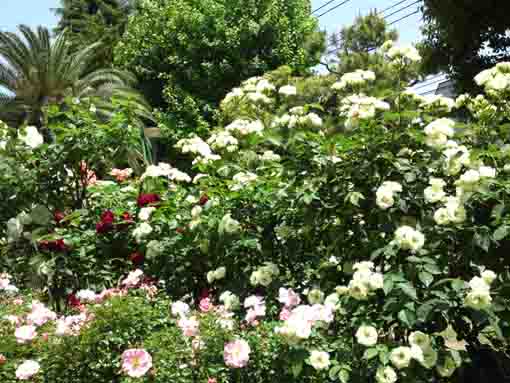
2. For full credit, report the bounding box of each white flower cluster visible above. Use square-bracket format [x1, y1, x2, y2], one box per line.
[464, 270, 496, 310]
[219, 291, 240, 311]
[376, 181, 403, 209]
[0, 272, 19, 295]
[394, 226, 425, 252]
[0, 120, 8, 150]
[278, 85, 297, 97]
[207, 266, 226, 284]
[342, 261, 384, 300]
[207, 131, 238, 152]
[222, 77, 275, 105]
[55, 313, 89, 336]
[309, 350, 330, 370]
[273, 111, 323, 129]
[225, 119, 264, 136]
[139, 206, 156, 221]
[424, 178, 446, 203]
[423, 118, 455, 148]
[76, 289, 98, 303]
[260, 150, 281, 162]
[18, 126, 44, 149]
[230, 171, 258, 191]
[140, 162, 191, 183]
[250, 262, 279, 287]
[442, 140, 471, 175]
[244, 295, 266, 325]
[340, 94, 390, 129]
[331, 70, 376, 90]
[275, 303, 334, 343]
[382, 40, 421, 63]
[176, 136, 221, 165]
[420, 95, 455, 112]
[133, 223, 153, 243]
[474, 62, 510, 92]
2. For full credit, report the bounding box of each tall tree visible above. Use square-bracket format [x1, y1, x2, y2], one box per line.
[114, 0, 325, 139]
[420, 0, 510, 93]
[54, 0, 134, 68]
[0, 25, 144, 131]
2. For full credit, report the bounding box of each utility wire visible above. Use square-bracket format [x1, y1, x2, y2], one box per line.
[383, 0, 422, 20]
[312, 0, 340, 14]
[377, 0, 412, 15]
[316, 0, 353, 18]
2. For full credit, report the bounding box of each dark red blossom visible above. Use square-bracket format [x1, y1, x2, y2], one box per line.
[137, 193, 160, 208]
[199, 194, 209, 206]
[39, 238, 68, 252]
[129, 251, 145, 265]
[67, 293, 82, 309]
[175, 227, 185, 234]
[100, 210, 115, 224]
[54, 210, 65, 224]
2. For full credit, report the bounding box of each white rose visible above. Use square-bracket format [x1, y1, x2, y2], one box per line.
[278, 85, 297, 96]
[138, 207, 156, 221]
[375, 366, 397, 383]
[213, 266, 226, 280]
[390, 346, 413, 369]
[307, 289, 324, 304]
[355, 325, 378, 346]
[18, 126, 44, 149]
[309, 350, 330, 370]
[481, 270, 497, 285]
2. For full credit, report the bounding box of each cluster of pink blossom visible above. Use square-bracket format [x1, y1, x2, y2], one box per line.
[110, 167, 133, 182]
[55, 312, 93, 336]
[277, 287, 301, 320]
[243, 295, 266, 326]
[0, 272, 19, 294]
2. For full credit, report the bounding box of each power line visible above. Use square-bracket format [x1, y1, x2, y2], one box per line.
[384, 0, 422, 20]
[312, 0, 339, 14]
[387, 9, 421, 25]
[326, 7, 422, 55]
[316, 0, 353, 19]
[377, 0, 413, 15]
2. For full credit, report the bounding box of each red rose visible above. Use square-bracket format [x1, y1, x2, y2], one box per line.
[67, 293, 81, 308]
[129, 251, 145, 265]
[100, 210, 115, 224]
[137, 193, 160, 207]
[54, 238, 67, 252]
[176, 227, 185, 234]
[121, 211, 133, 222]
[199, 194, 209, 206]
[54, 210, 65, 223]
[96, 221, 113, 234]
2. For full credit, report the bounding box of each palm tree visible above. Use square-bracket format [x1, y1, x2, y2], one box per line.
[0, 25, 149, 131]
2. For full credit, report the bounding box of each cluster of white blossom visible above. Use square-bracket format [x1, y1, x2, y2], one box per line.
[219, 291, 240, 311]
[278, 85, 297, 97]
[207, 131, 238, 152]
[225, 119, 264, 136]
[250, 262, 279, 287]
[419, 95, 455, 112]
[0, 272, 19, 295]
[338, 261, 384, 300]
[381, 40, 422, 63]
[424, 178, 447, 203]
[474, 62, 510, 92]
[274, 303, 334, 344]
[273, 110, 323, 129]
[18, 126, 44, 149]
[260, 150, 281, 162]
[423, 118, 455, 148]
[176, 136, 221, 165]
[222, 76, 275, 105]
[133, 222, 153, 243]
[464, 270, 496, 310]
[331, 70, 376, 90]
[207, 266, 227, 284]
[394, 226, 425, 252]
[340, 94, 390, 129]
[376, 181, 403, 209]
[244, 295, 266, 325]
[140, 162, 191, 183]
[230, 171, 258, 191]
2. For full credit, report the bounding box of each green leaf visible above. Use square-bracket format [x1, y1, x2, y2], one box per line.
[493, 226, 509, 241]
[339, 369, 350, 383]
[363, 348, 378, 360]
[399, 282, 418, 300]
[383, 277, 394, 295]
[419, 271, 434, 287]
[474, 232, 490, 252]
[329, 365, 341, 380]
[291, 362, 303, 378]
[398, 309, 417, 327]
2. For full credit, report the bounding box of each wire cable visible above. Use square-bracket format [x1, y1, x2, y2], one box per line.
[316, 0, 353, 18]
[383, 0, 422, 20]
[377, 0, 413, 15]
[312, 0, 340, 14]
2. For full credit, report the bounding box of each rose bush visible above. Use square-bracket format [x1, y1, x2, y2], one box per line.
[2, 46, 510, 381]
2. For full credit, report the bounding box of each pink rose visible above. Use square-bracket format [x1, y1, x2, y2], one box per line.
[13, 298, 23, 305]
[199, 297, 213, 312]
[15, 360, 40, 380]
[208, 378, 217, 383]
[110, 168, 133, 182]
[15, 325, 37, 344]
[278, 288, 301, 308]
[279, 307, 291, 320]
[121, 349, 152, 378]
[224, 339, 251, 368]
[178, 316, 200, 337]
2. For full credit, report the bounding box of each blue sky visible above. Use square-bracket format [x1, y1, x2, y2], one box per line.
[1, 0, 422, 41]
[0, 0, 440, 92]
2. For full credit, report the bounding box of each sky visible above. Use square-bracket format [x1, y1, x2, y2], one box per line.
[0, 0, 441, 92]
